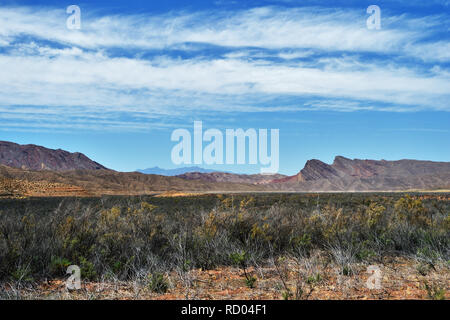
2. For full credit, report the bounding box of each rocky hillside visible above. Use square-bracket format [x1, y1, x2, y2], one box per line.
[137, 166, 217, 176]
[0, 165, 268, 197]
[0, 141, 108, 171]
[275, 156, 450, 191]
[176, 172, 287, 184]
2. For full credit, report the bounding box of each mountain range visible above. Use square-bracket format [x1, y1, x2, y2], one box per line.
[137, 166, 218, 176]
[177, 171, 287, 184]
[271, 156, 450, 191]
[0, 141, 107, 171]
[0, 141, 449, 196]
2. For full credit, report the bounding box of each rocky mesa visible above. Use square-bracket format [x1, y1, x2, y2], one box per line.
[274, 156, 450, 191]
[0, 141, 108, 171]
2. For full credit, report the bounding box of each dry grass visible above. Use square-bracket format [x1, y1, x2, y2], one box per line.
[1, 193, 448, 300]
[1, 256, 448, 300]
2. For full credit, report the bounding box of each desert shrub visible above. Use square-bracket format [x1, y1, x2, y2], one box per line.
[0, 192, 448, 283]
[230, 250, 257, 288]
[355, 240, 376, 261]
[365, 202, 386, 229]
[290, 233, 313, 257]
[11, 265, 33, 283]
[78, 256, 97, 280]
[394, 195, 431, 227]
[328, 243, 358, 276]
[148, 272, 169, 293]
[306, 273, 322, 285]
[50, 256, 72, 275]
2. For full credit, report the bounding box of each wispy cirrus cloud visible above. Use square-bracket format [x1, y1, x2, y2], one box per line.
[1, 6, 448, 57]
[0, 5, 449, 132]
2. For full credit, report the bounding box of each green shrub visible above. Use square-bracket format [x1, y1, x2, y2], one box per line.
[79, 256, 97, 281]
[148, 272, 169, 294]
[245, 276, 257, 289]
[11, 266, 33, 283]
[50, 256, 72, 275]
[306, 273, 322, 285]
[230, 250, 257, 289]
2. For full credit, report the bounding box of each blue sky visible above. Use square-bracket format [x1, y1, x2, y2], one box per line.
[0, 0, 449, 175]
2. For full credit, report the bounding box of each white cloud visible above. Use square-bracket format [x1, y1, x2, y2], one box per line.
[0, 52, 448, 106]
[0, 5, 449, 131]
[278, 50, 315, 60]
[0, 6, 448, 58]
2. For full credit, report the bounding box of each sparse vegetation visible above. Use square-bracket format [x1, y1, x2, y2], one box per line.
[148, 272, 169, 294]
[230, 251, 257, 288]
[0, 193, 448, 299]
[424, 280, 446, 300]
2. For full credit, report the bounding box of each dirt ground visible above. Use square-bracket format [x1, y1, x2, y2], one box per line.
[2, 256, 448, 300]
